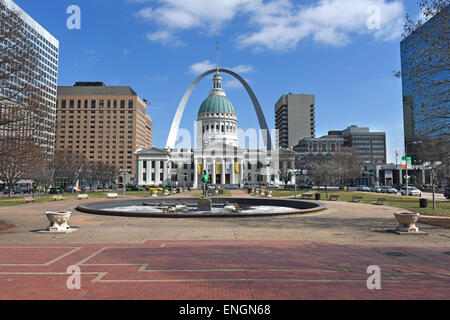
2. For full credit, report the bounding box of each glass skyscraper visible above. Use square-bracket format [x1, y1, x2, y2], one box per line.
[400, 5, 449, 162]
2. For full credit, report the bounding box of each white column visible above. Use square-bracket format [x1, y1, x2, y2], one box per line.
[163, 161, 168, 186]
[231, 159, 235, 185]
[221, 159, 226, 185]
[155, 161, 160, 185]
[194, 158, 198, 188]
[240, 159, 244, 187]
[266, 162, 270, 184]
[146, 161, 151, 184]
[138, 160, 144, 185]
[212, 159, 216, 185]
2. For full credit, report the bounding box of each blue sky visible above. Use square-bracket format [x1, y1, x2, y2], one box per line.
[14, 0, 423, 163]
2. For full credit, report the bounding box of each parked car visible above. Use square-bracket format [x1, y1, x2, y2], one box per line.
[131, 185, 145, 191]
[381, 186, 398, 194]
[400, 186, 422, 197]
[244, 183, 257, 189]
[64, 186, 75, 193]
[444, 187, 450, 199]
[49, 187, 63, 195]
[297, 183, 312, 190]
[266, 183, 278, 189]
[146, 185, 163, 191]
[225, 185, 240, 190]
[370, 186, 382, 193]
[357, 185, 371, 192]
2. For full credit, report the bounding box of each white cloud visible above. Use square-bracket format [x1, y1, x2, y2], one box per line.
[188, 61, 254, 75]
[189, 60, 216, 74]
[230, 64, 254, 74]
[135, 0, 404, 51]
[146, 30, 184, 46]
[224, 78, 244, 89]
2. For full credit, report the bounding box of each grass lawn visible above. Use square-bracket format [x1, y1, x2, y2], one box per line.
[0, 190, 168, 207]
[269, 190, 449, 217]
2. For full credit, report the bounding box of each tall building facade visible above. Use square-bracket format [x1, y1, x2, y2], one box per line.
[293, 135, 345, 170]
[400, 5, 449, 162]
[275, 94, 315, 149]
[328, 126, 387, 164]
[56, 82, 152, 175]
[1, 0, 59, 154]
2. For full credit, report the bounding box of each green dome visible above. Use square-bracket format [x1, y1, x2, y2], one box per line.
[198, 95, 236, 115]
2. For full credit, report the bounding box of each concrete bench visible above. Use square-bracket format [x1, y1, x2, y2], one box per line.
[328, 195, 339, 201]
[53, 195, 64, 201]
[301, 193, 314, 199]
[352, 196, 363, 203]
[24, 197, 35, 203]
[78, 194, 89, 200]
[107, 193, 118, 199]
[376, 198, 386, 205]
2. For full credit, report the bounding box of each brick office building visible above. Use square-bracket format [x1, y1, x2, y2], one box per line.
[56, 82, 152, 178]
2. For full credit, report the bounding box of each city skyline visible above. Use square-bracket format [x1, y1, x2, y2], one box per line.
[11, 0, 427, 163]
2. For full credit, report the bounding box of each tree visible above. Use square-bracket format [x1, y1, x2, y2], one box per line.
[397, 0, 449, 162]
[0, 0, 45, 131]
[334, 148, 364, 191]
[0, 0, 50, 196]
[307, 160, 340, 200]
[53, 151, 86, 191]
[0, 136, 41, 197]
[274, 149, 296, 187]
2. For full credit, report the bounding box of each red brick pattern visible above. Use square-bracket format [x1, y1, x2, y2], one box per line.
[0, 240, 448, 300]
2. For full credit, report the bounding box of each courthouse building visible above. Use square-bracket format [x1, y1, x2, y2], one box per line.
[135, 71, 285, 188]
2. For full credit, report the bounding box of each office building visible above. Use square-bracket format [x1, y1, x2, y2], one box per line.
[328, 125, 387, 164]
[401, 5, 449, 162]
[0, 0, 59, 154]
[56, 82, 152, 176]
[275, 94, 315, 149]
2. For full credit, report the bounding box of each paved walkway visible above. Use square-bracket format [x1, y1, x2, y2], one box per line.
[0, 240, 448, 299]
[0, 196, 449, 299]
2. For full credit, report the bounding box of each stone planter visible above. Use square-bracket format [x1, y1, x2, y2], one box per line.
[265, 190, 272, 198]
[163, 190, 170, 196]
[45, 211, 72, 232]
[151, 190, 158, 197]
[394, 212, 420, 233]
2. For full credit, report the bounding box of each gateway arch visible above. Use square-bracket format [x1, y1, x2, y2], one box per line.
[165, 68, 273, 150]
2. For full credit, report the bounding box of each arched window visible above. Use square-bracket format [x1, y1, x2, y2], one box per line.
[221, 125, 224, 133]
[206, 125, 209, 131]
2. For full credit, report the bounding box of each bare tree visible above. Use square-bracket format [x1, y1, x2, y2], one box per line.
[0, 136, 41, 197]
[275, 149, 296, 187]
[334, 148, 364, 191]
[0, 0, 45, 130]
[397, 0, 449, 162]
[307, 160, 340, 200]
[53, 151, 87, 191]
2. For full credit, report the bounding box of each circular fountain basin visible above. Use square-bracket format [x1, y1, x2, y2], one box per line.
[75, 198, 325, 218]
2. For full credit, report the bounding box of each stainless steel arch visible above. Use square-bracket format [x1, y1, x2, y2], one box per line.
[165, 68, 273, 150]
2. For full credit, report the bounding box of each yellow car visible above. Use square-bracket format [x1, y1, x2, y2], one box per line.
[146, 186, 163, 191]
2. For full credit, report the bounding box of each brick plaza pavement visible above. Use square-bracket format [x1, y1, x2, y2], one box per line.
[0, 240, 449, 300]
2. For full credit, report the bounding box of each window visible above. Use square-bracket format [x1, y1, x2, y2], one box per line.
[91, 100, 96, 108]
[128, 100, 133, 108]
[120, 100, 125, 108]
